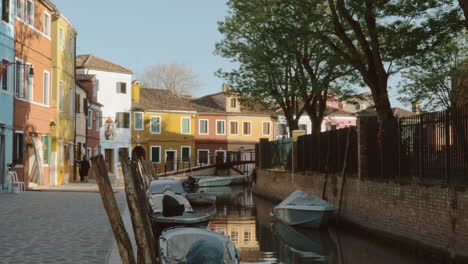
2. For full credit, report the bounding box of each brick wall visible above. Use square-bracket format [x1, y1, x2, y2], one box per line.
[253, 169, 468, 260]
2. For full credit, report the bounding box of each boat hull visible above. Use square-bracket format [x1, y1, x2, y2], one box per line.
[185, 193, 216, 205]
[196, 177, 233, 187]
[273, 207, 334, 228]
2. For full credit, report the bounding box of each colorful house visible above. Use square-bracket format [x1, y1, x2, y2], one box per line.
[51, 11, 77, 184]
[0, 0, 15, 190]
[76, 55, 133, 180]
[13, 0, 55, 188]
[131, 82, 196, 172]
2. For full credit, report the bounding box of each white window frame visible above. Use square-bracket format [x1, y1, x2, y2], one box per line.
[180, 117, 191, 135]
[229, 120, 239, 135]
[93, 79, 98, 97]
[215, 150, 227, 162]
[26, 0, 34, 26]
[94, 147, 99, 156]
[134, 112, 143, 130]
[59, 27, 64, 50]
[16, 0, 25, 21]
[198, 119, 209, 135]
[197, 149, 210, 165]
[215, 120, 226, 135]
[242, 121, 252, 136]
[25, 63, 33, 101]
[59, 81, 64, 112]
[95, 112, 100, 132]
[42, 70, 50, 105]
[180, 146, 191, 163]
[43, 12, 50, 36]
[150, 116, 161, 134]
[87, 110, 93, 129]
[69, 87, 74, 116]
[14, 57, 24, 98]
[149, 146, 161, 163]
[229, 98, 237, 109]
[262, 121, 272, 136]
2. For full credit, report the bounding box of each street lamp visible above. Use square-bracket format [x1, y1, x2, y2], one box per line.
[0, 62, 34, 77]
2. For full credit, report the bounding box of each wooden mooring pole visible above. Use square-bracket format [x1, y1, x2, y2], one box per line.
[91, 155, 136, 264]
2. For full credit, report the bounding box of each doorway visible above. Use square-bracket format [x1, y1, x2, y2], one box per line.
[132, 146, 146, 161]
[64, 144, 70, 183]
[165, 150, 177, 171]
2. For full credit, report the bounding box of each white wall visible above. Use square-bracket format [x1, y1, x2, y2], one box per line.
[76, 69, 132, 177]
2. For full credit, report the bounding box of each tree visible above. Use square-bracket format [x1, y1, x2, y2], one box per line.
[460, 0, 468, 29]
[398, 33, 468, 111]
[138, 63, 201, 95]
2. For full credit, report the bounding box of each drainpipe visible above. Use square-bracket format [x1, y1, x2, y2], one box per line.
[73, 33, 77, 182]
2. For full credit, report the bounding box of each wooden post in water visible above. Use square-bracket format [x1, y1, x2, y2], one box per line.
[119, 151, 158, 264]
[90, 155, 136, 264]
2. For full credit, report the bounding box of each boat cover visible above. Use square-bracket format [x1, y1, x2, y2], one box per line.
[149, 180, 186, 195]
[276, 190, 336, 211]
[186, 236, 224, 264]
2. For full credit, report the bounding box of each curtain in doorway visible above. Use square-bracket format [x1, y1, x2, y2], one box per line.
[29, 137, 44, 185]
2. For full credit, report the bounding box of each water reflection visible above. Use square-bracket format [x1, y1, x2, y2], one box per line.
[199, 186, 430, 264]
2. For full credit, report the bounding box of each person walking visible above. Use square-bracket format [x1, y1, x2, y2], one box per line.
[76, 155, 91, 182]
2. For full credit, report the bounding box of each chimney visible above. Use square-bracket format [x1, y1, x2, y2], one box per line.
[132, 80, 141, 103]
[411, 102, 420, 113]
[222, 83, 229, 93]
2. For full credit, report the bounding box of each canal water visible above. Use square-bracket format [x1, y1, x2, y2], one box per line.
[196, 185, 434, 264]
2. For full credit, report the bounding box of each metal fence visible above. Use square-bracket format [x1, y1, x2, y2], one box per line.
[297, 127, 358, 175]
[261, 138, 293, 170]
[366, 105, 468, 185]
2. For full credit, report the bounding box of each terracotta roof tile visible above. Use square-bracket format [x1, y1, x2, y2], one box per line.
[132, 88, 195, 111]
[76, 55, 133, 74]
[76, 74, 95, 81]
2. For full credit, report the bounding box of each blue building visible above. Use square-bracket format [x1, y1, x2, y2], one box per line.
[0, 0, 15, 190]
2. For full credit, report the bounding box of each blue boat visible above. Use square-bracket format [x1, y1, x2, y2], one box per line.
[273, 190, 336, 228]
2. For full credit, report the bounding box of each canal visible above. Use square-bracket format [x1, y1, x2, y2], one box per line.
[196, 185, 434, 264]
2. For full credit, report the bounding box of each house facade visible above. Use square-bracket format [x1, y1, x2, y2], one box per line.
[76, 54, 132, 179]
[0, 0, 15, 190]
[51, 11, 76, 184]
[13, 0, 55, 188]
[131, 82, 196, 172]
[75, 83, 86, 162]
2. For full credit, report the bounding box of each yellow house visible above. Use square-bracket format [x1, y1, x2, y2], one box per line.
[51, 12, 77, 185]
[131, 82, 196, 172]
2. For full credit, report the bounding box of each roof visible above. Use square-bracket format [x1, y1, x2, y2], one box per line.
[132, 88, 195, 112]
[76, 55, 133, 74]
[201, 92, 274, 115]
[324, 107, 355, 117]
[76, 74, 95, 81]
[187, 97, 225, 113]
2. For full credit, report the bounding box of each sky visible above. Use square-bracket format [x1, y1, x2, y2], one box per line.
[55, 0, 405, 108]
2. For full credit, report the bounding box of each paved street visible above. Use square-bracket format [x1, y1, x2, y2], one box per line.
[0, 191, 126, 264]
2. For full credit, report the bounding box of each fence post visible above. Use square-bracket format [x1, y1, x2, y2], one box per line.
[357, 112, 378, 179]
[445, 109, 451, 184]
[259, 138, 269, 169]
[291, 130, 306, 175]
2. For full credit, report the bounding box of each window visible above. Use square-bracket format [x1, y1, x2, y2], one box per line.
[278, 123, 287, 136]
[216, 120, 225, 135]
[87, 110, 93, 129]
[197, 150, 209, 165]
[93, 79, 98, 98]
[59, 27, 64, 50]
[58, 141, 63, 165]
[69, 37, 74, 58]
[43, 71, 50, 105]
[26, 0, 33, 25]
[134, 112, 143, 130]
[1, 59, 8, 91]
[150, 116, 161, 134]
[262, 121, 271, 136]
[25, 64, 32, 100]
[15, 59, 23, 97]
[199, 119, 208, 135]
[215, 150, 226, 162]
[2, 0, 10, 23]
[229, 121, 238, 135]
[329, 123, 337, 130]
[243, 121, 251, 136]
[43, 12, 50, 36]
[59, 81, 64, 111]
[75, 93, 81, 114]
[13, 132, 24, 164]
[104, 149, 114, 173]
[42, 135, 50, 164]
[86, 148, 91, 160]
[116, 112, 130, 128]
[16, 0, 24, 20]
[244, 227, 252, 242]
[181, 117, 190, 134]
[229, 98, 237, 109]
[150, 146, 161, 163]
[299, 124, 307, 133]
[95, 113, 100, 132]
[116, 82, 126, 94]
[94, 148, 99, 156]
[181, 146, 190, 162]
[69, 88, 74, 116]
[118, 148, 128, 162]
[230, 229, 239, 242]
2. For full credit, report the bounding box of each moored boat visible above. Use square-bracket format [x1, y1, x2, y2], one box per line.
[185, 192, 216, 205]
[159, 227, 241, 264]
[273, 190, 336, 228]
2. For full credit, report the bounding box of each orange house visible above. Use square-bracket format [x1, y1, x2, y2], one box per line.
[13, 0, 56, 188]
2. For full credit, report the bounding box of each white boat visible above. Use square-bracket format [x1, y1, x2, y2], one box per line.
[190, 175, 248, 187]
[148, 193, 193, 215]
[159, 227, 241, 264]
[185, 193, 216, 205]
[148, 179, 216, 205]
[273, 190, 336, 228]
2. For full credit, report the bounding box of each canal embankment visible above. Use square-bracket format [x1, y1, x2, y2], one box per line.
[252, 168, 468, 263]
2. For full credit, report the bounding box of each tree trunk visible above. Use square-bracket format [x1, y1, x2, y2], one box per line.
[459, 0, 468, 30]
[286, 115, 300, 138]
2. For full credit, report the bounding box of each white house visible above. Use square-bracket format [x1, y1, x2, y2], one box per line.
[76, 55, 132, 180]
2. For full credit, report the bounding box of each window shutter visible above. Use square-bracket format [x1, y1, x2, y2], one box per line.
[83, 98, 88, 113]
[124, 113, 129, 128]
[122, 83, 126, 93]
[75, 94, 80, 113]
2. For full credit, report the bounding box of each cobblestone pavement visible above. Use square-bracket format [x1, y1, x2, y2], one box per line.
[0, 191, 126, 264]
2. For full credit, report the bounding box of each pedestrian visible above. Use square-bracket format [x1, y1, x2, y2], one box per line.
[76, 155, 91, 182]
